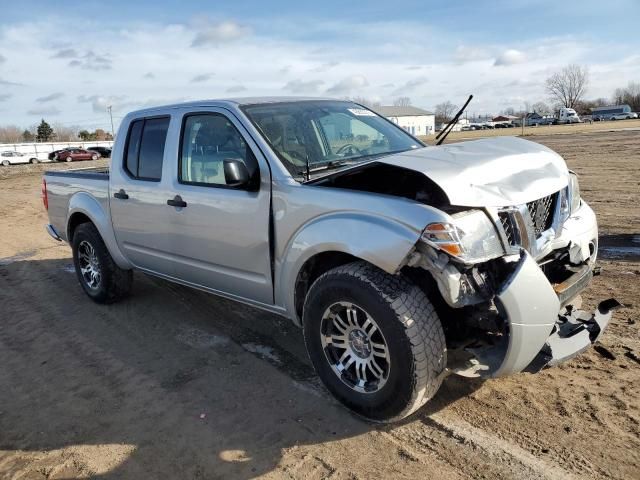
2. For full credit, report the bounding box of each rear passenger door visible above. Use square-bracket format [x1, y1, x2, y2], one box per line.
[110, 116, 176, 275]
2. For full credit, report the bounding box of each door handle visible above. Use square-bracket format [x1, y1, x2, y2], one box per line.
[113, 189, 129, 200]
[167, 195, 187, 208]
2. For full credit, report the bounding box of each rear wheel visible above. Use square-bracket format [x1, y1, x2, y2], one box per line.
[66, 156, 73, 162]
[1, 160, 9, 167]
[72, 223, 132, 303]
[30, 158, 38, 164]
[91, 154, 98, 160]
[303, 261, 446, 422]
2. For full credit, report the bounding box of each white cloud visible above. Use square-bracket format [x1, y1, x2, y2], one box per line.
[283, 79, 324, 93]
[191, 73, 213, 83]
[191, 21, 251, 47]
[454, 45, 491, 64]
[392, 76, 428, 95]
[51, 48, 78, 59]
[27, 106, 61, 115]
[326, 75, 369, 94]
[78, 94, 128, 113]
[0, 93, 12, 102]
[67, 50, 112, 70]
[494, 49, 526, 66]
[0, 17, 639, 127]
[226, 85, 247, 93]
[309, 61, 339, 73]
[36, 92, 64, 103]
[0, 54, 5, 63]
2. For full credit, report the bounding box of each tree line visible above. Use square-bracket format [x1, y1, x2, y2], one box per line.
[0, 119, 113, 144]
[434, 64, 638, 123]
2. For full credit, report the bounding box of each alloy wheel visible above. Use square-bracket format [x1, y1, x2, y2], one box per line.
[320, 301, 391, 394]
[78, 240, 101, 289]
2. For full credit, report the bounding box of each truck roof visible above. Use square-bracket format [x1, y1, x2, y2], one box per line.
[127, 96, 342, 117]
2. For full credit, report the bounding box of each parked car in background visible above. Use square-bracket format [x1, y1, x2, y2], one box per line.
[1, 150, 39, 166]
[55, 148, 100, 162]
[610, 112, 638, 120]
[49, 149, 71, 161]
[87, 146, 112, 158]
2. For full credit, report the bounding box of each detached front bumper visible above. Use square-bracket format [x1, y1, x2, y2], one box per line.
[491, 251, 620, 377]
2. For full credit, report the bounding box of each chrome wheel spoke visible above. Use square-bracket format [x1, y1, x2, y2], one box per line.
[332, 313, 349, 333]
[321, 301, 391, 394]
[371, 341, 388, 358]
[330, 334, 347, 346]
[368, 357, 384, 379]
[345, 307, 359, 327]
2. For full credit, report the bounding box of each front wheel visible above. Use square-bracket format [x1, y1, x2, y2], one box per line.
[66, 156, 73, 162]
[72, 223, 132, 303]
[303, 262, 446, 422]
[1, 160, 9, 167]
[30, 158, 38, 164]
[91, 154, 98, 160]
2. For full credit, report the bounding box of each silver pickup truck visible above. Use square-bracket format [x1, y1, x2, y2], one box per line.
[43, 97, 618, 422]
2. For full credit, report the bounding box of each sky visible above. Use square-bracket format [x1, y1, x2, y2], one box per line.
[1, 0, 639, 131]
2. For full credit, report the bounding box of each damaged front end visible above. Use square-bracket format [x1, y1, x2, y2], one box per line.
[404, 196, 621, 378]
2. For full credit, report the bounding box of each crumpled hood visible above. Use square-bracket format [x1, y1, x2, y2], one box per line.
[378, 136, 569, 207]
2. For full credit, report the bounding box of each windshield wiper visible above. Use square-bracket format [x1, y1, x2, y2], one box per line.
[435, 94, 473, 146]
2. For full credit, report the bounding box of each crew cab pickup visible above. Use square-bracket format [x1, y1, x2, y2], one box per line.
[43, 97, 619, 422]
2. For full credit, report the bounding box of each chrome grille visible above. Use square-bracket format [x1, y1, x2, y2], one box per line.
[499, 212, 517, 246]
[497, 191, 560, 254]
[526, 194, 556, 237]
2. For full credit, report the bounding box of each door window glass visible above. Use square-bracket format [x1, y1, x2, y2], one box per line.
[179, 113, 258, 187]
[124, 117, 169, 181]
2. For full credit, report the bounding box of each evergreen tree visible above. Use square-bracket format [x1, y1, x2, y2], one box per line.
[36, 119, 54, 142]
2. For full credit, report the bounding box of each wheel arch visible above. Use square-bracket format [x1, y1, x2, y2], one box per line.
[67, 192, 132, 269]
[278, 212, 424, 326]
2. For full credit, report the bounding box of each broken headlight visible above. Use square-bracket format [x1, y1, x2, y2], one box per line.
[559, 171, 581, 224]
[421, 209, 505, 264]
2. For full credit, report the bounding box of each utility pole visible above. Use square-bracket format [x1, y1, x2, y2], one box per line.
[107, 105, 115, 139]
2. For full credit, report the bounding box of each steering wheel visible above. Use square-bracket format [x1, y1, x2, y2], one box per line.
[336, 143, 362, 156]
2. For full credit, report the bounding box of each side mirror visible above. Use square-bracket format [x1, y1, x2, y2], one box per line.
[223, 158, 250, 188]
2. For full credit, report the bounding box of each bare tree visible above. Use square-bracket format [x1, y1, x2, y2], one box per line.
[0, 125, 23, 143]
[545, 64, 589, 109]
[51, 123, 80, 142]
[351, 96, 381, 108]
[613, 81, 640, 111]
[435, 101, 458, 124]
[531, 101, 551, 115]
[393, 97, 412, 107]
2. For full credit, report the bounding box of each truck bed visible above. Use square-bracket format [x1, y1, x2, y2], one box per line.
[44, 167, 111, 242]
[45, 166, 110, 180]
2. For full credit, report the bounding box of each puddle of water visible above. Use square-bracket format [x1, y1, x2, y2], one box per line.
[599, 246, 640, 260]
[176, 327, 230, 349]
[241, 342, 282, 365]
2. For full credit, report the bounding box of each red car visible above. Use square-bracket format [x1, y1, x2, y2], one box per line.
[56, 148, 100, 162]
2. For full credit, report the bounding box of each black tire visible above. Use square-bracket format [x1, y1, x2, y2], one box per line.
[30, 158, 38, 164]
[303, 261, 446, 422]
[72, 222, 132, 304]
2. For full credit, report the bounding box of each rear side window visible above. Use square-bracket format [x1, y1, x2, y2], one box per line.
[124, 117, 169, 181]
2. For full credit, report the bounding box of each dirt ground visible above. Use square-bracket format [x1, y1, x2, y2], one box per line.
[0, 130, 638, 479]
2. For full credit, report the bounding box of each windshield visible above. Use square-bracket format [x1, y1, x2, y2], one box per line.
[241, 100, 423, 178]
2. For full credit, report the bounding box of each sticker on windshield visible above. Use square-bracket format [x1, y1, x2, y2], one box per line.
[347, 108, 376, 116]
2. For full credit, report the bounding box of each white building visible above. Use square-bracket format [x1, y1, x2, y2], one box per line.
[375, 106, 435, 136]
